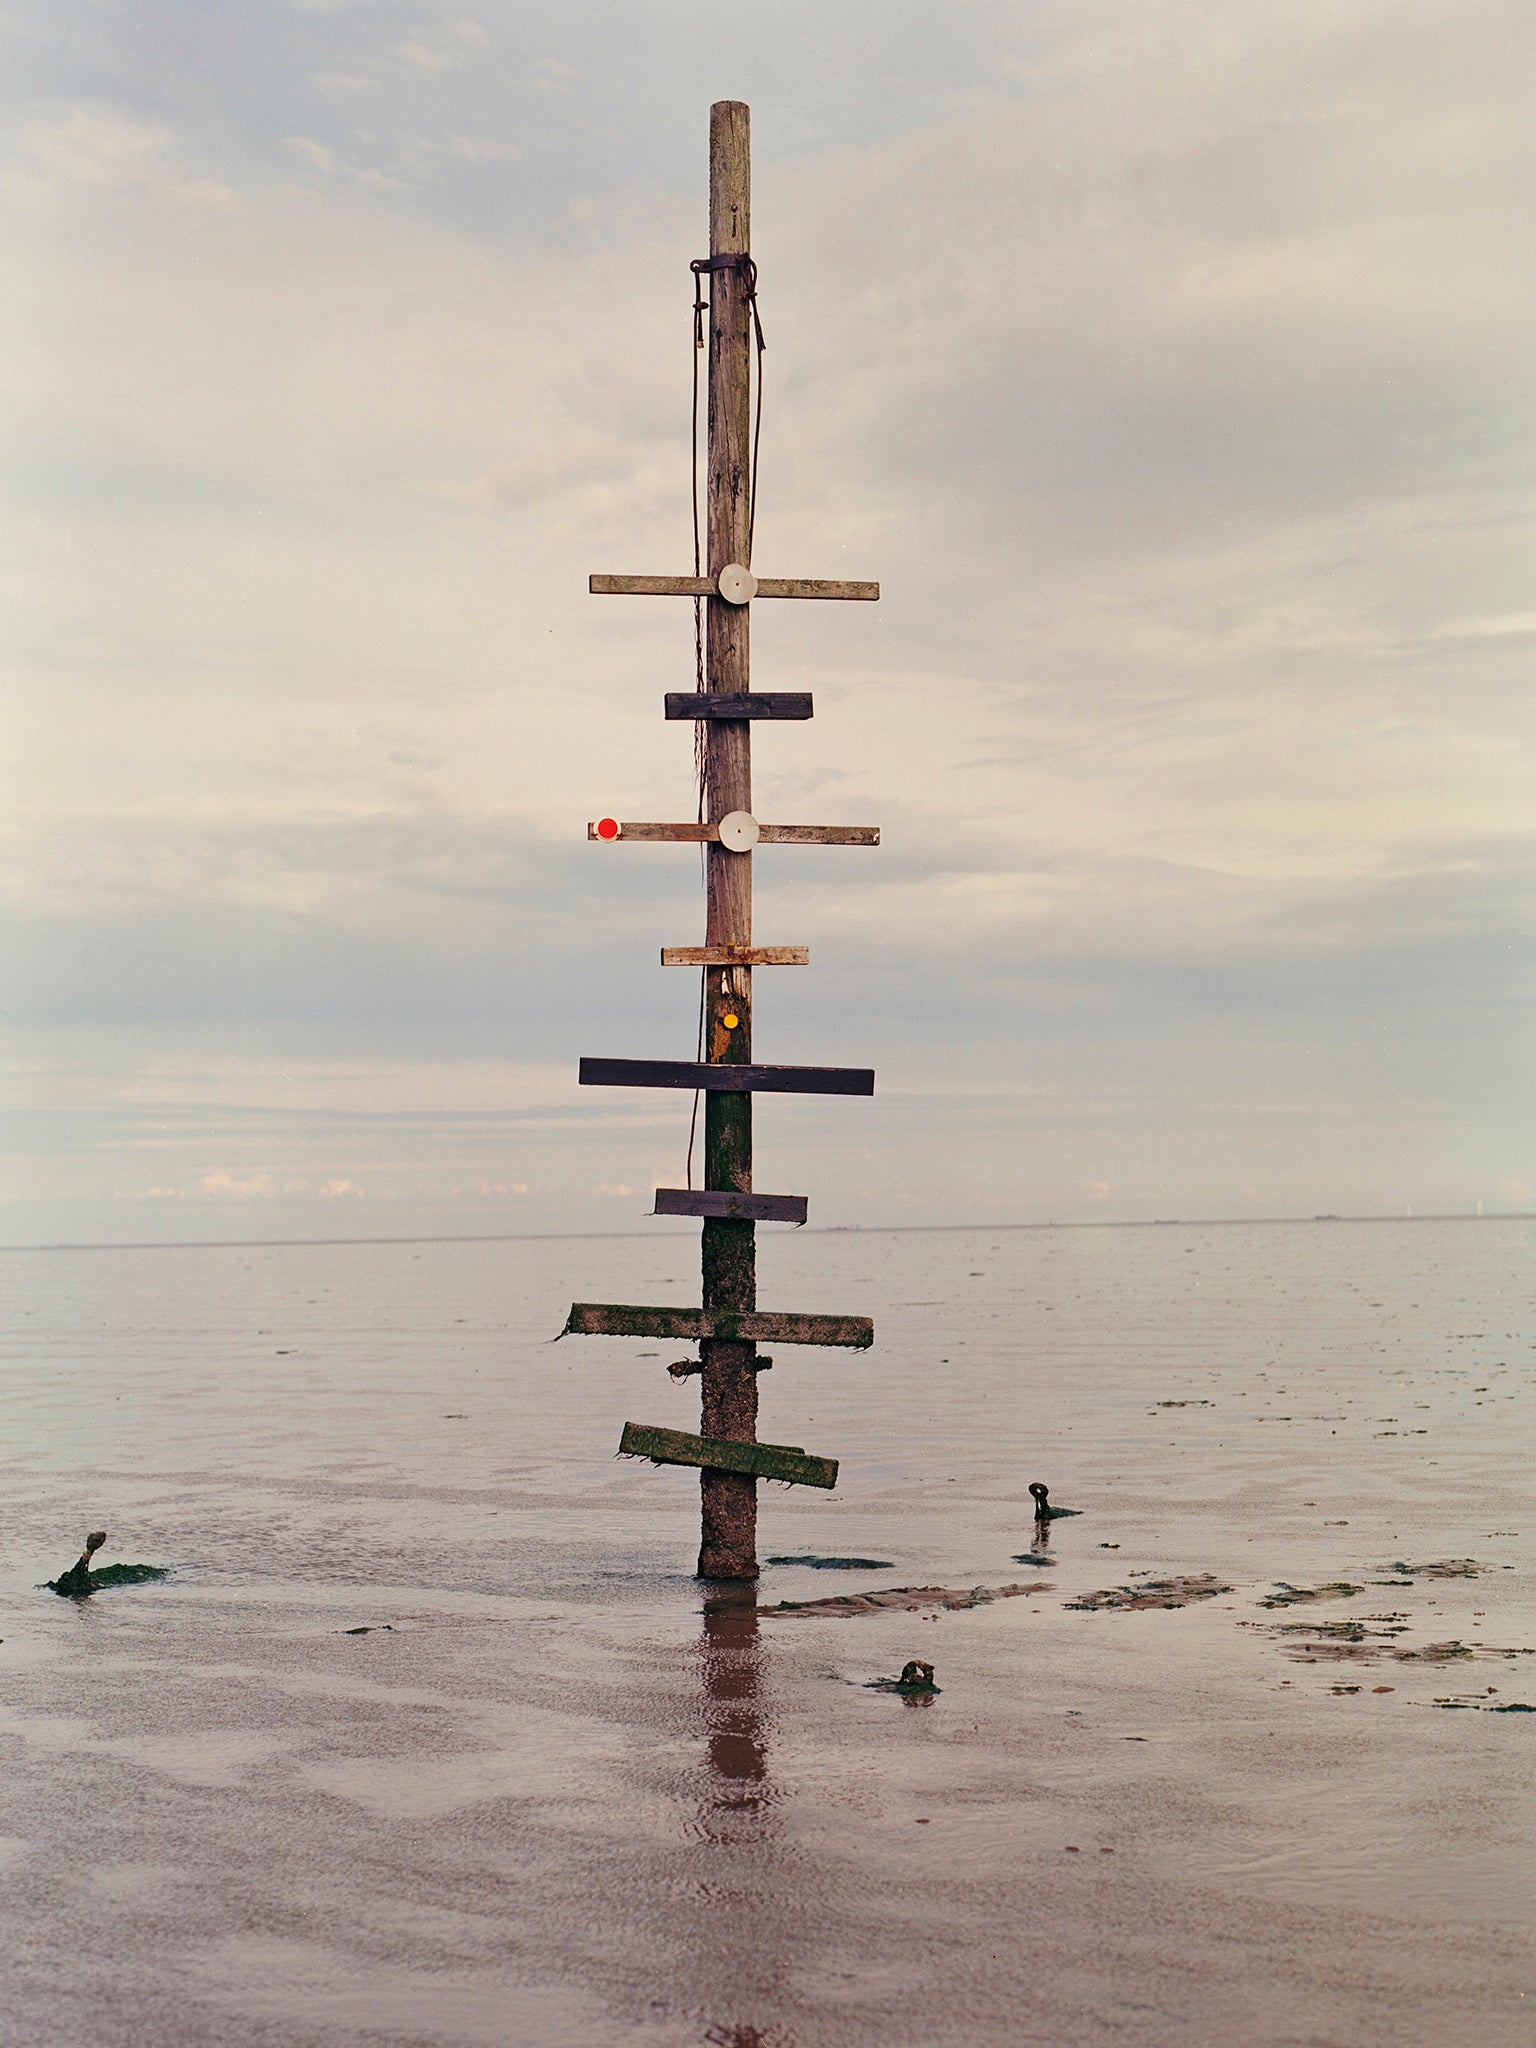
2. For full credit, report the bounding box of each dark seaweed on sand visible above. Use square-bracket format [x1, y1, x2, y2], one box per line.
[46, 1531, 169, 1598]
[1066, 1573, 1231, 1611]
[766, 1555, 895, 1571]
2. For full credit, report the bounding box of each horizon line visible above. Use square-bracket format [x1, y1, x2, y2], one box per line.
[2, 1210, 1531, 1254]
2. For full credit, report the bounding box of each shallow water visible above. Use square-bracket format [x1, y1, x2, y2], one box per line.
[2, 1219, 1533, 2046]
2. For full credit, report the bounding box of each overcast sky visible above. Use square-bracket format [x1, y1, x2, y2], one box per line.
[2, 0, 1532, 1244]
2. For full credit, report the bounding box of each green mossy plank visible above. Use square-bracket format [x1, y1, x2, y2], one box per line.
[619, 1421, 838, 1490]
[563, 1303, 873, 1347]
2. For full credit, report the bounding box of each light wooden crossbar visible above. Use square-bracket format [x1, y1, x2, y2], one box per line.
[590, 822, 877, 845]
[660, 945, 808, 966]
[590, 573, 877, 601]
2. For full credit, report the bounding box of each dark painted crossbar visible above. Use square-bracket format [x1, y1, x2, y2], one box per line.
[654, 1187, 808, 1224]
[619, 1422, 838, 1489]
[580, 1057, 873, 1096]
[564, 1303, 874, 1347]
[664, 693, 812, 721]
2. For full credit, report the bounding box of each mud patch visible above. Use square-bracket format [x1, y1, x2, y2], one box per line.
[761, 1582, 1045, 1618]
[1065, 1573, 1231, 1612]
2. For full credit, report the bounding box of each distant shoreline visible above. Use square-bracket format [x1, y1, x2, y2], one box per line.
[3, 1212, 1531, 1254]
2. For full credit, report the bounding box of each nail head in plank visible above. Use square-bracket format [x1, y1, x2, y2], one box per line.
[654, 1187, 808, 1224]
[580, 1057, 873, 1097]
[619, 1422, 838, 1490]
[661, 945, 809, 966]
[664, 692, 812, 721]
[563, 1303, 874, 1347]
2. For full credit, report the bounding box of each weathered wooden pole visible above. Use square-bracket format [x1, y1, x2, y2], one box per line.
[698, 99, 758, 1579]
[568, 99, 880, 1578]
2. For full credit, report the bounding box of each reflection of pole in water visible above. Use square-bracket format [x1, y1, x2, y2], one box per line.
[698, 1588, 770, 1822]
[692, 1591, 789, 2040]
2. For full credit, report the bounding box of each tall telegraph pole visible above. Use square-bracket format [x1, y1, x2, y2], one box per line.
[564, 102, 881, 1580]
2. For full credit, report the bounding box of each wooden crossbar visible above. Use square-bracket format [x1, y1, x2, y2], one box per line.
[564, 1303, 874, 1347]
[619, 1422, 838, 1489]
[664, 693, 812, 721]
[660, 946, 808, 966]
[758, 824, 879, 845]
[654, 1187, 807, 1224]
[580, 1057, 873, 1096]
[591, 822, 877, 845]
[590, 574, 878, 601]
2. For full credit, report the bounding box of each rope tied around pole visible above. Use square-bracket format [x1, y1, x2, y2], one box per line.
[690, 253, 765, 353]
[691, 252, 766, 562]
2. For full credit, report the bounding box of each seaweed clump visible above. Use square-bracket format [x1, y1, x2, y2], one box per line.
[47, 1531, 169, 1598]
[1258, 1581, 1362, 1610]
[867, 1660, 940, 1694]
[1067, 1573, 1231, 1612]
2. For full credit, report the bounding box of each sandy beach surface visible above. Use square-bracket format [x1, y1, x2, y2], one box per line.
[2, 1218, 1532, 2046]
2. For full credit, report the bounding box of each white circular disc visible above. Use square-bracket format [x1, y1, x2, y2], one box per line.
[717, 810, 759, 853]
[716, 563, 758, 605]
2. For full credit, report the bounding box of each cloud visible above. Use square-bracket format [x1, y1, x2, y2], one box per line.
[447, 137, 519, 163]
[4, 0, 1530, 1233]
[398, 21, 489, 74]
[7, 103, 170, 189]
[197, 1170, 279, 1199]
[188, 1169, 361, 1200]
[283, 135, 337, 172]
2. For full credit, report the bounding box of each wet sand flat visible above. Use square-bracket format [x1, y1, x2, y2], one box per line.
[1, 1219, 1532, 2046]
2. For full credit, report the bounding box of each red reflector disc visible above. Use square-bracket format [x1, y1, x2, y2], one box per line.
[596, 817, 620, 840]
